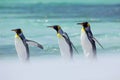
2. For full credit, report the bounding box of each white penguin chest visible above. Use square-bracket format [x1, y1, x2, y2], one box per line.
[81, 31, 93, 55]
[58, 37, 71, 58]
[15, 37, 28, 61]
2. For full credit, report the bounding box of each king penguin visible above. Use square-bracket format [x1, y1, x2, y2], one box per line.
[12, 28, 43, 62]
[77, 22, 103, 59]
[48, 25, 79, 59]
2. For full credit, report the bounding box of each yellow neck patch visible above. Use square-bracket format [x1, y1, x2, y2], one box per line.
[57, 33, 63, 38]
[81, 27, 85, 32]
[15, 34, 20, 38]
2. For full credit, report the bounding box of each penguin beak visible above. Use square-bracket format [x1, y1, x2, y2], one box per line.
[11, 29, 16, 32]
[77, 23, 83, 25]
[47, 26, 54, 28]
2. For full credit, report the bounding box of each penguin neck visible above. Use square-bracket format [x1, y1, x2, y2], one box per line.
[81, 26, 91, 32]
[15, 34, 19, 38]
[58, 29, 63, 34]
[15, 33, 25, 39]
[57, 33, 63, 38]
[57, 29, 63, 38]
[81, 27, 85, 32]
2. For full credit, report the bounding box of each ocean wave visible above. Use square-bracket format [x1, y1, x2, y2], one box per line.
[0, 4, 120, 21]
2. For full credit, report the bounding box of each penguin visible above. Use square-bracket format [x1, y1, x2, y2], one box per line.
[77, 22, 103, 59]
[48, 25, 79, 59]
[12, 28, 43, 62]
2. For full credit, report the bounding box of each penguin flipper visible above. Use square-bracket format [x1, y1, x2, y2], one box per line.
[92, 37, 104, 49]
[26, 40, 44, 49]
[71, 43, 79, 54]
[62, 33, 79, 54]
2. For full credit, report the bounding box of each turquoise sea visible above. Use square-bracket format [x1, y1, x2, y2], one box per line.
[0, 3, 120, 80]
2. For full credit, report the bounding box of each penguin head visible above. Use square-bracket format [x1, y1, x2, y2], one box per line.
[48, 25, 61, 32]
[11, 28, 22, 35]
[77, 22, 90, 28]
[77, 22, 91, 32]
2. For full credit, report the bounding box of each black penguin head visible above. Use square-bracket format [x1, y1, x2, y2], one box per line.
[11, 28, 22, 34]
[77, 22, 90, 28]
[48, 25, 61, 32]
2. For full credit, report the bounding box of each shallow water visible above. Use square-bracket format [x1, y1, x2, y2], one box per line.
[0, 18, 120, 58]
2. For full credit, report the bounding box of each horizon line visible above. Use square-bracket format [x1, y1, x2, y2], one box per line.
[0, 2, 120, 5]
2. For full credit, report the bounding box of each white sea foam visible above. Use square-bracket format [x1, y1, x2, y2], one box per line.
[0, 55, 120, 80]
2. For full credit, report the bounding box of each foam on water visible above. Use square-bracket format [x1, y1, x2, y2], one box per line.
[0, 54, 120, 80]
